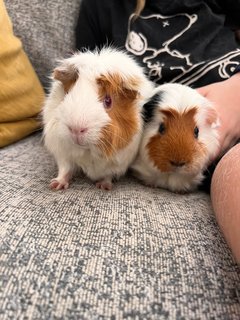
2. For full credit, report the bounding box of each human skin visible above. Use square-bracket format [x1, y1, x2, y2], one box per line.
[211, 144, 240, 263]
[197, 73, 240, 263]
[197, 73, 240, 157]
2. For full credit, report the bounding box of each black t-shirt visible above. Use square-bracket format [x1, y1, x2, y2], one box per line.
[76, 0, 240, 88]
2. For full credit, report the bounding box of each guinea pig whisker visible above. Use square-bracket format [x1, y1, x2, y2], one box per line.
[98, 127, 130, 155]
[98, 138, 118, 156]
[103, 123, 130, 145]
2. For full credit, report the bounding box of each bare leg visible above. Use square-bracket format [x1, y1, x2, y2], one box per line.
[50, 160, 73, 190]
[211, 144, 240, 263]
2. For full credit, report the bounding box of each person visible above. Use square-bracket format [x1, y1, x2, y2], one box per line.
[75, 0, 240, 262]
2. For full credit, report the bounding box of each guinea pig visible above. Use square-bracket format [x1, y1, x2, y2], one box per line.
[43, 47, 154, 190]
[131, 83, 220, 193]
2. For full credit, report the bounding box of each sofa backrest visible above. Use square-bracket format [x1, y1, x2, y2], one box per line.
[5, 0, 82, 90]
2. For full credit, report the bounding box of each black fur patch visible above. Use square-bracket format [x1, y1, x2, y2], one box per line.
[142, 92, 163, 123]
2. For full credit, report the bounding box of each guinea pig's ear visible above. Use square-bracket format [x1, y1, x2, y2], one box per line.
[142, 92, 164, 123]
[97, 72, 139, 101]
[205, 105, 219, 127]
[53, 63, 78, 93]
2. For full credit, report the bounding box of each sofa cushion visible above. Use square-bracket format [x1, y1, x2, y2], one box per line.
[0, 0, 45, 147]
[4, 0, 82, 90]
[0, 132, 239, 319]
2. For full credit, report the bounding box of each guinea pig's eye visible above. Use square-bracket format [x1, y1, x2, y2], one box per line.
[194, 126, 199, 138]
[159, 122, 166, 135]
[103, 95, 112, 109]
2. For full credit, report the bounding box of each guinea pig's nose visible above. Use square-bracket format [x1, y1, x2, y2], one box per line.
[68, 126, 88, 135]
[170, 160, 186, 167]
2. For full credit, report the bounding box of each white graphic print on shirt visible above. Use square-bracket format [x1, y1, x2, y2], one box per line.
[125, 13, 240, 85]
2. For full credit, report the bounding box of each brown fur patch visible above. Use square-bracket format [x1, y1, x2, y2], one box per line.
[147, 107, 207, 172]
[96, 73, 140, 157]
[53, 67, 78, 93]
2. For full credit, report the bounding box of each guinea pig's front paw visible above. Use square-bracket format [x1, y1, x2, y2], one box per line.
[50, 178, 69, 191]
[172, 189, 189, 195]
[95, 179, 113, 191]
[144, 182, 158, 188]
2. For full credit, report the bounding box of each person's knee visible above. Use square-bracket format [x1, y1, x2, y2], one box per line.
[211, 144, 240, 263]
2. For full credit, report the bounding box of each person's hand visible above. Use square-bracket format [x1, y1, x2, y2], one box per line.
[197, 73, 240, 159]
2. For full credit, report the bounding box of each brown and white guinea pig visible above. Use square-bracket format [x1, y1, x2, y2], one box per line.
[43, 47, 154, 190]
[131, 83, 220, 193]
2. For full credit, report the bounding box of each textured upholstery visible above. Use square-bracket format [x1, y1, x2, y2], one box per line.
[0, 133, 239, 319]
[5, 0, 82, 90]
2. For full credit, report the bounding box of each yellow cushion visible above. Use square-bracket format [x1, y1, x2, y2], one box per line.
[0, 0, 45, 147]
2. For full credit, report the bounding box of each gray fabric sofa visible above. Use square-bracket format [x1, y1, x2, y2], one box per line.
[1, 1, 240, 319]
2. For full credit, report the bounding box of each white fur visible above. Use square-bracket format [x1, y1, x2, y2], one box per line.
[131, 83, 220, 192]
[43, 47, 154, 190]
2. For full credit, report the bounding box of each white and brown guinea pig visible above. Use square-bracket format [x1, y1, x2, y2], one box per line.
[131, 83, 220, 193]
[43, 47, 154, 190]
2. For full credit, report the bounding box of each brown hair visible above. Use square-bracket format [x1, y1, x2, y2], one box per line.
[97, 72, 140, 157]
[134, 0, 146, 17]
